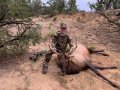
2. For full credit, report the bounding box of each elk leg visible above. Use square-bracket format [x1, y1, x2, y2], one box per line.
[93, 65, 117, 70]
[88, 47, 104, 54]
[86, 61, 120, 88]
[88, 48, 109, 56]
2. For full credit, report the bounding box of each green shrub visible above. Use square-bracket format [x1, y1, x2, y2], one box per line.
[0, 24, 42, 58]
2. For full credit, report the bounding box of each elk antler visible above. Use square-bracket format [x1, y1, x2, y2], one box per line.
[48, 37, 59, 55]
[68, 33, 77, 55]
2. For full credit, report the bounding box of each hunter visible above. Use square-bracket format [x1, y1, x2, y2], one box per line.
[42, 23, 73, 74]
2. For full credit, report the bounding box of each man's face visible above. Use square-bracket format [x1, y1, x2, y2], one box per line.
[61, 27, 67, 31]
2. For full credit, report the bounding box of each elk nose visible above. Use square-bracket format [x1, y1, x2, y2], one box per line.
[61, 72, 66, 76]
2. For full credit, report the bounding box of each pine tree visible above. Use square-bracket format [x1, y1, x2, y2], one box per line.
[112, 0, 120, 9]
[89, 0, 120, 11]
[0, 0, 9, 21]
[68, 0, 78, 12]
[0, 0, 42, 58]
[32, 0, 43, 16]
[46, 0, 67, 16]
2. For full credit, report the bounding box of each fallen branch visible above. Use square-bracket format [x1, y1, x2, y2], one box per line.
[0, 20, 35, 27]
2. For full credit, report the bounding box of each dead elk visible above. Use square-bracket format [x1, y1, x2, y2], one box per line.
[49, 41, 119, 89]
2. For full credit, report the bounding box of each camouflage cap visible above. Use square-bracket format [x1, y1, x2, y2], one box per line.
[60, 23, 67, 29]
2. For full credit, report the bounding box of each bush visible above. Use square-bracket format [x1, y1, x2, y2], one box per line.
[0, 24, 42, 58]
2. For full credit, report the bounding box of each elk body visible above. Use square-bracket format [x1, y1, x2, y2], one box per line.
[52, 43, 119, 88]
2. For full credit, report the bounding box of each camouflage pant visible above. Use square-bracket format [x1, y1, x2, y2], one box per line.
[44, 50, 54, 63]
[44, 48, 64, 63]
[42, 48, 67, 74]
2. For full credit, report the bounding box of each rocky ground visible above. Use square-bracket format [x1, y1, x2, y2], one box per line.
[0, 12, 120, 90]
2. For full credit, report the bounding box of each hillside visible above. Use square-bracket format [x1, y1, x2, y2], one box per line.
[0, 12, 120, 90]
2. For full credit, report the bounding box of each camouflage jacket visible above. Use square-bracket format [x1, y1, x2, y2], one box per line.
[52, 32, 73, 53]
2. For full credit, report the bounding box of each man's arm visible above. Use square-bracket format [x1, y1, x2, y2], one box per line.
[67, 36, 73, 48]
[50, 35, 57, 51]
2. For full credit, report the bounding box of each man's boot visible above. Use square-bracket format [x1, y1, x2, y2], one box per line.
[42, 62, 48, 74]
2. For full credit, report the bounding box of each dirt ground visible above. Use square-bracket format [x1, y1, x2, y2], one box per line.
[0, 12, 120, 90]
